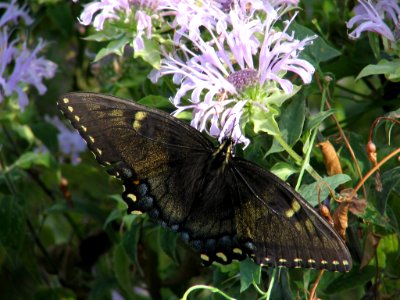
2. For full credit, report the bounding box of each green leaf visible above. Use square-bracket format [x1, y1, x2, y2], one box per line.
[84, 31, 115, 42]
[134, 38, 161, 69]
[299, 174, 351, 206]
[138, 95, 173, 111]
[10, 152, 52, 170]
[239, 258, 261, 292]
[270, 162, 299, 181]
[305, 109, 335, 131]
[33, 287, 76, 300]
[356, 59, 400, 82]
[0, 196, 25, 254]
[158, 227, 178, 262]
[376, 167, 400, 214]
[324, 265, 375, 294]
[251, 105, 280, 136]
[376, 234, 399, 270]
[10, 124, 35, 144]
[94, 36, 130, 62]
[290, 23, 341, 65]
[113, 243, 135, 300]
[122, 222, 141, 264]
[267, 98, 305, 155]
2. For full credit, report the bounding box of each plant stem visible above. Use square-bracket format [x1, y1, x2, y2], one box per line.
[274, 133, 321, 182]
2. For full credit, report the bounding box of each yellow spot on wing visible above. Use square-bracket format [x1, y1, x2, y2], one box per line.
[133, 111, 147, 130]
[127, 193, 137, 202]
[63, 98, 69, 104]
[131, 210, 142, 215]
[135, 111, 147, 121]
[333, 260, 339, 265]
[68, 106, 74, 112]
[200, 254, 209, 261]
[74, 115, 80, 122]
[216, 252, 228, 262]
[278, 258, 287, 263]
[292, 200, 301, 212]
[96, 148, 102, 155]
[285, 209, 295, 218]
[133, 180, 140, 185]
[81, 125, 87, 132]
[285, 199, 301, 218]
[305, 219, 314, 233]
[88, 136, 95, 143]
[343, 260, 349, 266]
[233, 248, 242, 255]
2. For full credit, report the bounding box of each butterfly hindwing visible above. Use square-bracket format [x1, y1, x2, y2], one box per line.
[58, 92, 352, 271]
[229, 158, 352, 272]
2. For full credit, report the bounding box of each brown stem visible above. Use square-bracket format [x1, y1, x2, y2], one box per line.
[308, 270, 325, 300]
[350, 147, 400, 200]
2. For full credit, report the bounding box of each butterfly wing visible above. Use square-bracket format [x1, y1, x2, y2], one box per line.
[58, 92, 352, 271]
[229, 157, 352, 272]
[57, 92, 239, 259]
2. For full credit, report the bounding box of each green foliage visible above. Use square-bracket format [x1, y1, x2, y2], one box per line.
[1, 1, 400, 300]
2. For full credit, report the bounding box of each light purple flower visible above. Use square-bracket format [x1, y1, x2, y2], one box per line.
[45, 116, 87, 165]
[150, 4, 315, 145]
[347, 0, 400, 41]
[0, 29, 57, 111]
[0, 0, 33, 28]
[79, 0, 133, 30]
[79, 0, 169, 52]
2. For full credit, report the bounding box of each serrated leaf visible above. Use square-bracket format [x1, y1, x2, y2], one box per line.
[299, 174, 351, 206]
[356, 59, 400, 82]
[239, 258, 261, 292]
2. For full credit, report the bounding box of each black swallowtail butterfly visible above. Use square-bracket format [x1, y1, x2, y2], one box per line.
[58, 92, 352, 272]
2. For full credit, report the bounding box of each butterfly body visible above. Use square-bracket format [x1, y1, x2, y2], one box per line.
[58, 92, 352, 272]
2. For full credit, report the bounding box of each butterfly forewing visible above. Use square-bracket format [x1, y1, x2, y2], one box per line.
[58, 92, 352, 272]
[58, 92, 239, 256]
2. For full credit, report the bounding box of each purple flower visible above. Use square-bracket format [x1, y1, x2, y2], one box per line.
[0, 29, 57, 111]
[0, 0, 33, 28]
[79, 0, 133, 30]
[150, 4, 315, 145]
[79, 0, 169, 51]
[347, 0, 400, 41]
[45, 116, 87, 165]
[0, 0, 57, 111]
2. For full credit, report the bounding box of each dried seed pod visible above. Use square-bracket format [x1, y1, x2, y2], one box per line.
[317, 141, 343, 176]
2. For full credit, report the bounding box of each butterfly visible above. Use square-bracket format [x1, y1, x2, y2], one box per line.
[58, 92, 352, 272]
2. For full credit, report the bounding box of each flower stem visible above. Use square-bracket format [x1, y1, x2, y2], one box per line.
[273, 133, 321, 183]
